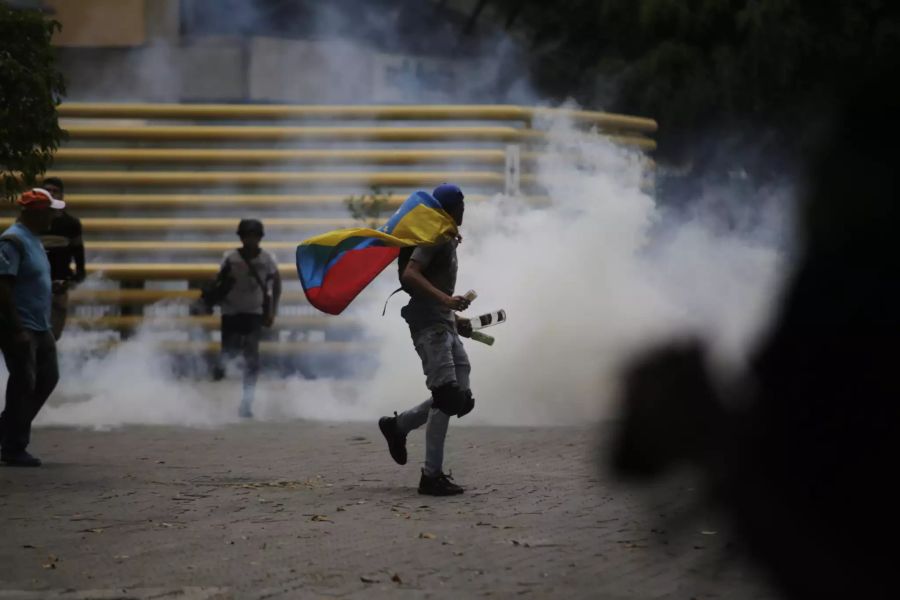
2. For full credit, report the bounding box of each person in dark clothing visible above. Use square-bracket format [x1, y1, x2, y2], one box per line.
[213, 219, 281, 419]
[610, 57, 900, 600]
[39, 177, 86, 340]
[0, 189, 64, 467]
[377, 184, 475, 496]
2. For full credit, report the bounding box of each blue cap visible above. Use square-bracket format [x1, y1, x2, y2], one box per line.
[432, 183, 465, 212]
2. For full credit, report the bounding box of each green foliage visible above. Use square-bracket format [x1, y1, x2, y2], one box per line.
[488, 0, 899, 176]
[0, 4, 66, 202]
[345, 186, 394, 228]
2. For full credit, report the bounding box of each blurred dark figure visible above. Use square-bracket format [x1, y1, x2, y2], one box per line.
[39, 177, 86, 341]
[611, 59, 899, 599]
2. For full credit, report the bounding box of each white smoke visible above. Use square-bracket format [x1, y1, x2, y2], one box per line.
[32, 113, 787, 429]
[40, 335, 227, 429]
[352, 117, 787, 426]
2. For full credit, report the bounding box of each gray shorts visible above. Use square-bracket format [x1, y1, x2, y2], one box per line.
[412, 325, 471, 391]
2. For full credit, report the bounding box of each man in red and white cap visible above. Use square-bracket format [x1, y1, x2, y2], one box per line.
[0, 188, 64, 466]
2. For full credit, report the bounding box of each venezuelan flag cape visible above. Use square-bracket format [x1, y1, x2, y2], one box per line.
[296, 191, 458, 315]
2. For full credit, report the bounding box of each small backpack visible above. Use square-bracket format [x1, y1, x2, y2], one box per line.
[397, 247, 416, 293]
[382, 244, 448, 315]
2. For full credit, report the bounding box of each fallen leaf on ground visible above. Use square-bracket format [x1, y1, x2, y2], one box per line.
[311, 515, 332, 522]
[360, 575, 380, 583]
[419, 532, 436, 540]
[391, 573, 403, 584]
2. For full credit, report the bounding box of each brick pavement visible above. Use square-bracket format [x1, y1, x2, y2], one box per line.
[0, 421, 777, 599]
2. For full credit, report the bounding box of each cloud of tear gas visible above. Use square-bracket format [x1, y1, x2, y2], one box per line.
[350, 116, 789, 426]
[38, 320, 228, 428]
[36, 134, 787, 430]
[35, 113, 790, 430]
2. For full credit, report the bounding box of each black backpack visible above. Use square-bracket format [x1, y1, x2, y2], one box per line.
[382, 244, 448, 315]
[397, 244, 454, 293]
[194, 260, 235, 314]
[397, 247, 416, 293]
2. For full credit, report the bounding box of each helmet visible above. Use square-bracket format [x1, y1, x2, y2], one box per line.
[237, 218, 264, 237]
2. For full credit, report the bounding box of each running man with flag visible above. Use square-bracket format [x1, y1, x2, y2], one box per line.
[296, 184, 476, 495]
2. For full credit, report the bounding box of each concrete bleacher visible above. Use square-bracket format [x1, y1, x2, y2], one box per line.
[1, 103, 656, 364]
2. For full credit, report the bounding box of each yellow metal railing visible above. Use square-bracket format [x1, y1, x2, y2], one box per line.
[34, 102, 658, 351]
[86, 240, 298, 253]
[53, 148, 514, 165]
[58, 102, 658, 133]
[68, 289, 308, 305]
[0, 217, 360, 231]
[43, 193, 487, 208]
[59, 126, 654, 149]
[62, 125, 546, 143]
[84, 263, 296, 280]
[30, 170, 520, 188]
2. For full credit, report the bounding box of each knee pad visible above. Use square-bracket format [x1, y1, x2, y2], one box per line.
[457, 390, 475, 419]
[431, 383, 464, 416]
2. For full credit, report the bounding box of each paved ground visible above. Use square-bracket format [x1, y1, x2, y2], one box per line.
[0, 421, 777, 599]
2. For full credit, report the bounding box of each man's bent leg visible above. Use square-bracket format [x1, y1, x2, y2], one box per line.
[453, 336, 475, 418]
[396, 398, 431, 434]
[397, 326, 457, 437]
[413, 328, 463, 477]
[452, 335, 471, 392]
[380, 400, 427, 466]
[383, 327, 464, 476]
